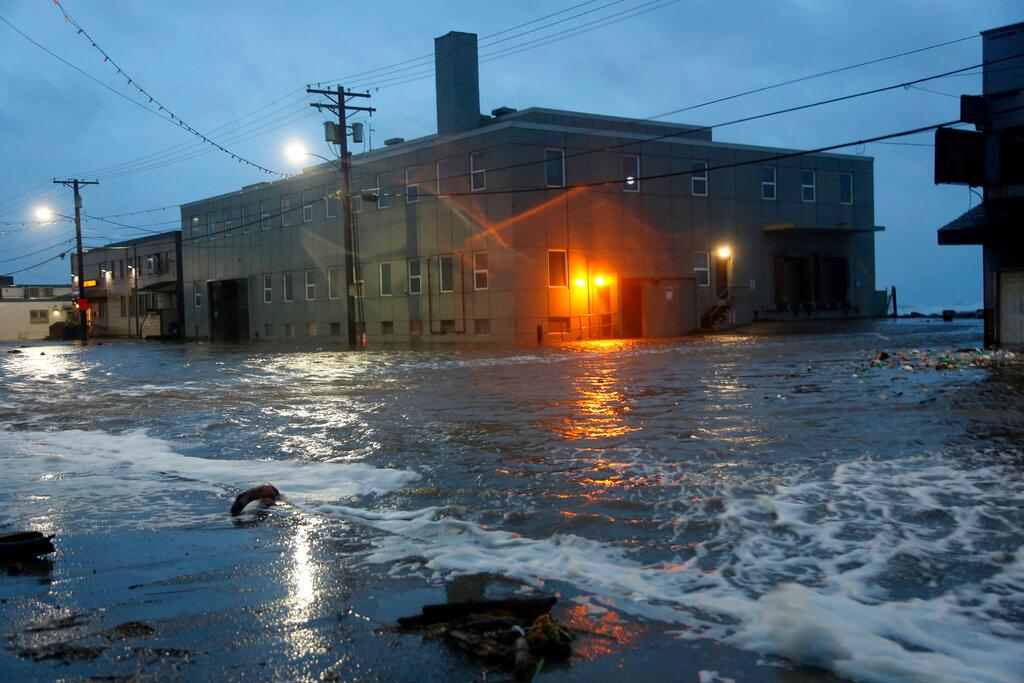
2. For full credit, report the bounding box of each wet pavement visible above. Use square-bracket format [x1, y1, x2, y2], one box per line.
[1, 318, 1022, 682]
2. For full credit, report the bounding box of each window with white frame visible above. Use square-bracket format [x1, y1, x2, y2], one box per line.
[439, 255, 454, 293]
[260, 200, 270, 230]
[207, 211, 217, 240]
[193, 281, 203, 307]
[325, 185, 339, 218]
[471, 152, 486, 191]
[281, 195, 292, 226]
[29, 310, 48, 325]
[376, 174, 390, 209]
[473, 252, 488, 290]
[840, 172, 853, 205]
[691, 161, 708, 196]
[242, 204, 252, 233]
[305, 270, 315, 300]
[408, 258, 422, 295]
[328, 267, 340, 299]
[405, 169, 418, 203]
[693, 252, 710, 287]
[379, 262, 392, 296]
[263, 274, 273, 303]
[801, 170, 816, 203]
[224, 207, 234, 234]
[545, 148, 565, 187]
[548, 250, 567, 287]
[761, 166, 776, 201]
[283, 272, 294, 302]
[146, 254, 160, 274]
[622, 154, 640, 192]
[302, 190, 315, 222]
[191, 215, 201, 237]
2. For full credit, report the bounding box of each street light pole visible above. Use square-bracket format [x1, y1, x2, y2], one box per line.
[54, 178, 98, 344]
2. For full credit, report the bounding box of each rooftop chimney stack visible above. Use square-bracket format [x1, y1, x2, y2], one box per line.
[435, 31, 481, 135]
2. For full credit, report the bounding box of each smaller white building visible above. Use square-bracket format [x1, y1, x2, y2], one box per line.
[0, 281, 75, 341]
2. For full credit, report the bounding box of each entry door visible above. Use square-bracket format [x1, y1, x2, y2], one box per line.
[714, 256, 729, 299]
[1000, 271, 1024, 347]
[621, 279, 643, 338]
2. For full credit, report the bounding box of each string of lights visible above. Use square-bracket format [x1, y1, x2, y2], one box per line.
[50, 0, 287, 178]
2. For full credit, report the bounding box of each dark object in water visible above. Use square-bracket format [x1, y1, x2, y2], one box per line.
[0, 531, 55, 560]
[230, 483, 281, 516]
[7, 349, 22, 354]
[397, 597, 558, 628]
[942, 310, 956, 321]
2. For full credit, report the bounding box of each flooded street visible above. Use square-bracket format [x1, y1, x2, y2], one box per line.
[1, 319, 1023, 682]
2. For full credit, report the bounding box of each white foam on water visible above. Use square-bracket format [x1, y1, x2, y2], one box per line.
[0, 428, 420, 527]
[309, 454, 1024, 683]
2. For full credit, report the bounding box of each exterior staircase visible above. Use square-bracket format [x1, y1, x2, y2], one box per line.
[700, 284, 751, 331]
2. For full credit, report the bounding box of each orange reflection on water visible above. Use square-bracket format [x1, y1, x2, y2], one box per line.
[553, 341, 640, 441]
[561, 602, 646, 661]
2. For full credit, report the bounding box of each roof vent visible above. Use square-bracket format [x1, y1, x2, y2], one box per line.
[384, 137, 405, 146]
[491, 106, 517, 117]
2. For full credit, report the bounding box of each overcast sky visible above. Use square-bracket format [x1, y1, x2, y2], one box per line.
[1, 0, 1020, 310]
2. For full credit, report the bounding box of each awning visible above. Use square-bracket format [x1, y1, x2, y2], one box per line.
[937, 199, 1024, 246]
[137, 280, 178, 293]
[763, 223, 884, 233]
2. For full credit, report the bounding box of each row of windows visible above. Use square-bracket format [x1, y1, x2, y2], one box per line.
[760, 167, 854, 204]
[188, 156, 856, 241]
[93, 253, 168, 281]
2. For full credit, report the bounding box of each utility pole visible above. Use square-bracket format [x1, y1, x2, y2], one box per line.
[307, 85, 375, 348]
[53, 178, 99, 344]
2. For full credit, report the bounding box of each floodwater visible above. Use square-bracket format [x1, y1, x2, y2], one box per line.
[1, 319, 1022, 682]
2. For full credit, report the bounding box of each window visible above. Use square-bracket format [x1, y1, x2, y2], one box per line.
[307, 322, 318, 336]
[305, 270, 316, 300]
[194, 282, 203, 307]
[265, 323, 274, 337]
[284, 323, 294, 336]
[191, 215, 201, 237]
[223, 208, 234, 234]
[302, 190, 315, 222]
[471, 152, 486, 191]
[146, 254, 160, 274]
[263, 274, 273, 303]
[693, 252, 710, 287]
[405, 169, 418, 203]
[120, 295, 127, 317]
[408, 258, 422, 295]
[207, 211, 217, 240]
[283, 272, 294, 302]
[548, 250, 567, 287]
[622, 154, 640, 192]
[692, 161, 708, 196]
[376, 174, 390, 209]
[379, 262, 392, 296]
[325, 185, 339, 219]
[840, 172, 853, 205]
[242, 204, 252, 234]
[439, 255, 454, 293]
[328, 267, 340, 299]
[281, 195, 292, 227]
[545, 148, 565, 187]
[801, 170, 816, 203]
[330, 322, 341, 336]
[29, 310, 48, 324]
[473, 252, 488, 290]
[761, 166, 776, 201]
[381, 321, 394, 335]
[260, 200, 270, 230]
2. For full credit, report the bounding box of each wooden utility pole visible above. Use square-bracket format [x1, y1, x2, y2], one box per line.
[53, 178, 98, 344]
[306, 85, 375, 347]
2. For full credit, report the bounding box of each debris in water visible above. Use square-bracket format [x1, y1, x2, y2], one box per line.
[229, 483, 281, 516]
[0, 531, 55, 561]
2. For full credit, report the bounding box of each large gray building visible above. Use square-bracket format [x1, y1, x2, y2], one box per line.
[181, 31, 884, 344]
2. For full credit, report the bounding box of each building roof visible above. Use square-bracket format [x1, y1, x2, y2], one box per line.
[83, 229, 180, 252]
[937, 199, 1024, 245]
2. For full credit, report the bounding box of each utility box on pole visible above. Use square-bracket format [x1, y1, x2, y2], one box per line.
[324, 121, 341, 144]
[351, 122, 364, 144]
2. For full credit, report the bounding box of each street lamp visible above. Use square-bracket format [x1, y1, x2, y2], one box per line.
[34, 206, 54, 222]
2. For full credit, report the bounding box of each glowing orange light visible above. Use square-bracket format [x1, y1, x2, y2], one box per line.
[575, 278, 586, 288]
[716, 245, 732, 259]
[594, 276, 606, 287]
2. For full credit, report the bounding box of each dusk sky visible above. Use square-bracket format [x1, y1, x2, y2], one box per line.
[1, 0, 1020, 310]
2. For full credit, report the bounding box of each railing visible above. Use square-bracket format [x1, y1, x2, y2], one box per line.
[703, 284, 752, 329]
[546, 313, 617, 341]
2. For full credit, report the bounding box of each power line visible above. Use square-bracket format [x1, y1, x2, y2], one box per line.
[48, 1, 287, 178]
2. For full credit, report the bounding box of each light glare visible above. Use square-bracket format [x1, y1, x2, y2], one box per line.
[34, 207, 53, 221]
[717, 246, 732, 259]
[285, 142, 308, 164]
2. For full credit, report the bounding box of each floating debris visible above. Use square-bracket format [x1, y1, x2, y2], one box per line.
[0, 531, 55, 561]
[862, 348, 1020, 373]
[229, 483, 281, 516]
